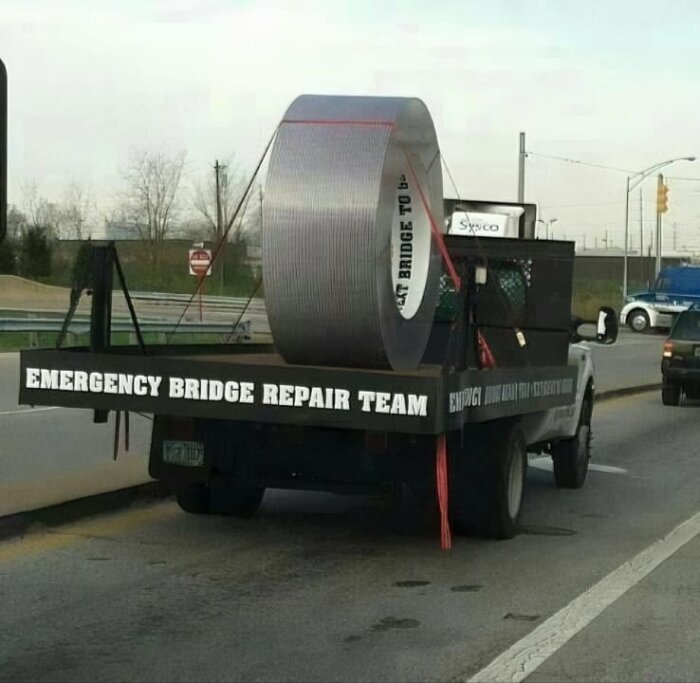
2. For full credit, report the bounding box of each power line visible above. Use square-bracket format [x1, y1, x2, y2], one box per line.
[539, 201, 623, 209]
[526, 151, 634, 175]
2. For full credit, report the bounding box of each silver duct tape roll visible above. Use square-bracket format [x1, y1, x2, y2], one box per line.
[262, 94, 444, 370]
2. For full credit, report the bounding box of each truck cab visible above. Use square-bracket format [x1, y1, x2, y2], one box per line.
[621, 265, 700, 332]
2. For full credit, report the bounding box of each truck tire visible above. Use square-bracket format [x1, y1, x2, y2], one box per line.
[175, 478, 266, 517]
[209, 477, 266, 517]
[552, 394, 592, 489]
[176, 483, 211, 514]
[662, 381, 682, 406]
[627, 309, 650, 333]
[449, 421, 527, 540]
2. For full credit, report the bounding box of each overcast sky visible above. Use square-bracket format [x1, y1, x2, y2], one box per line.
[2, 0, 700, 250]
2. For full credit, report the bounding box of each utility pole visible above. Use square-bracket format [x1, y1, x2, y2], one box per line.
[673, 222, 678, 251]
[655, 173, 664, 277]
[639, 190, 644, 287]
[214, 160, 225, 295]
[517, 132, 525, 203]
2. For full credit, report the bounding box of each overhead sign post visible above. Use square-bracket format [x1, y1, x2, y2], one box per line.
[189, 247, 212, 322]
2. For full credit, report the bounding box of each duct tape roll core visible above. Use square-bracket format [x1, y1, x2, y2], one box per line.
[262, 95, 444, 371]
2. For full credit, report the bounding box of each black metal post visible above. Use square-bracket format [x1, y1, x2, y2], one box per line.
[90, 243, 114, 423]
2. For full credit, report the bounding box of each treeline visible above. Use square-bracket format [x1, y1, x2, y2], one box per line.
[0, 224, 52, 279]
[0, 149, 263, 296]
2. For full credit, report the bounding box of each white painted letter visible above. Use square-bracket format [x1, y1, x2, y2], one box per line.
[263, 383, 279, 405]
[357, 390, 375, 412]
[239, 382, 255, 404]
[209, 380, 224, 401]
[294, 385, 310, 406]
[169, 377, 185, 399]
[26, 368, 40, 389]
[408, 394, 428, 417]
[375, 392, 391, 414]
[224, 381, 240, 402]
[334, 389, 350, 411]
[147, 376, 162, 397]
[73, 371, 88, 392]
[89, 372, 103, 393]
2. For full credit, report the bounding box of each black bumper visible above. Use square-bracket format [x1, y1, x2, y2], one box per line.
[662, 363, 700, 383]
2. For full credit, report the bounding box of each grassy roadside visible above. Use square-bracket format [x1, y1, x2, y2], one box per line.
[572, 280, 624, 320]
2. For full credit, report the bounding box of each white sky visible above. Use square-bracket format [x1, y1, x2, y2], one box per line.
[2, 0, 700, 250]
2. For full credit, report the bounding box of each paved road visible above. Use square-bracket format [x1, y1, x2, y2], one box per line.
[0, 329, 664, 516]
[1, 392, 699, 681]
[0, 353, 152, 516]
[587, 329, 665, 394]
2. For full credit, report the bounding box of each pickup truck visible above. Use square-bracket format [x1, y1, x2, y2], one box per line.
[19, 232, 617, 545]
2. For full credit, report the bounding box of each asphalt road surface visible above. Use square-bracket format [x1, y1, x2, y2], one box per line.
[0, 353, 152, 516]
[588, 329, 665, 394]
[2, 391, 700, 682]
[0, 329, 665, 516]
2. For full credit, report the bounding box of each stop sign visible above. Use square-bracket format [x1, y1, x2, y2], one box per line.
[189, 248, 212, 277]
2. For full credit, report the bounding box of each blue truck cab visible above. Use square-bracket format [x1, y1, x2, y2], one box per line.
[621, 265, 700, 332]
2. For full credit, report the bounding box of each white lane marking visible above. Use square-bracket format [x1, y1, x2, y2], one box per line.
[588, 463, 628, 475]
[0, 407, 62, 416]
[529, 457, 627, 475]
[466, 508, 700, 682]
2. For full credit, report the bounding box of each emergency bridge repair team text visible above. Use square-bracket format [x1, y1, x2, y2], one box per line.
[24, 368, 430, 416]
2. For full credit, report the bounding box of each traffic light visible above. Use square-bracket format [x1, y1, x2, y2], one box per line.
[657, 183, 669, 214]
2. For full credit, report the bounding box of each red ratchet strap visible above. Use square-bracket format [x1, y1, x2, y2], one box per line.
[403, 151, 462, 291]
[436, 434, 452, 550]
[478, 329, 497, 369]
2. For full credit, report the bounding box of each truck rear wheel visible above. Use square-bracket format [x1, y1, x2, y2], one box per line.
[449, 421, 526, 540]
[662, 381, 682, 406]
[552, 394, 592, 489]
[175, 478, 265, 517]
[175, 483, 210, 514]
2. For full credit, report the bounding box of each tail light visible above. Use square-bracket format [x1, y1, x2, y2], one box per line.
[663, 341, 674, 358]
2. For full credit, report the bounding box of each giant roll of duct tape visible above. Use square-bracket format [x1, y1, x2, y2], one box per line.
[262, 95, 444, 370]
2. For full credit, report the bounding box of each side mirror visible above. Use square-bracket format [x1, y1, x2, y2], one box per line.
[595, 306, 618, 345]
[0, 58, 6, 243]
[571, 306, 618, 345]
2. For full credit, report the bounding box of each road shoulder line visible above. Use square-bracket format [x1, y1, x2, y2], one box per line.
[465, 507, 700, 682]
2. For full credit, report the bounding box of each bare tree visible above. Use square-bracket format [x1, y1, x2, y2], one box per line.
[7, 204, 27, 240]
[192, 158, 247, 244]
[122, 149, 186, 262]
[23, 181, 60, 236]
[60, 182, 93, 240]
[241, 183, 263, 245]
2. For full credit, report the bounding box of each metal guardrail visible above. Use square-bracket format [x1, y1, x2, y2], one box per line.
[0, 317, 253, 338]
[130, 292, 267, 311]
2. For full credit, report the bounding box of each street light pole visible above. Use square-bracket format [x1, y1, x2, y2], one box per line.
[623, 175, 630, 299]
[517, 132, 526, 203]
[622, 156, 695, 300]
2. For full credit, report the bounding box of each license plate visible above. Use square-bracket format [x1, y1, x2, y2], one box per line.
[162, 440, 205, 467]
[694, 348, 700, 358]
